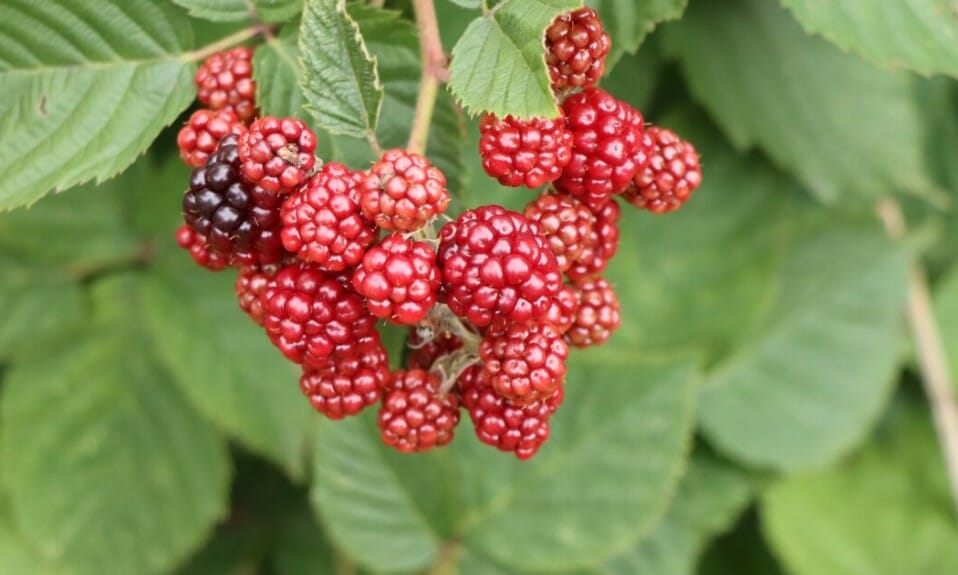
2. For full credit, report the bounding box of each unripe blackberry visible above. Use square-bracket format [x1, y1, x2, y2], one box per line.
[300, 334, 389, 419]
[239, 116, 318, 195]
[478, 114, 573, 188]
[195, 47, 257, 122]
[479, 318, 568, 405]
[352, 235, 441, 325]
[623, 127, 703, 214]
[361, 149, 450, 232]
[566, 275, 621, 347]
[566, 198, 621, 280]
[523, 191, 595, 272]
[545, 7, 611, 90]
[235, 265, 280, 326]
[177, 109, 245, 168]
[176, 225, 229, 271]
[543, 285, 579, 334]
[379, 369, 460, 453]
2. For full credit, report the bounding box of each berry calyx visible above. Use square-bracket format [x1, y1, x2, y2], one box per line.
[438, 206, 563, 327]
[301, 334, 389, 419]
[361, 149, 450, 232]
[523, 191, 595, 272]
[406, 329, 464, 370]
[478, 114, 573, 188]
[239, 116, 318, 195]
[566, 275, 621, 347]
[280, 162, 376, 272]
[479, 318, 568, 405]
[176, 225, 229, 271]
[622, 127, 703, 214]
[545, 7, 611, 91]
[352, 235, 441, 325]
[195, 47, 257, 122]
[566, 198, 621, 280]
[177, 109, 245, 168]
[555, 88, 647, 211]
[459, 366, 564, 460]
[378, 369, 460, 453]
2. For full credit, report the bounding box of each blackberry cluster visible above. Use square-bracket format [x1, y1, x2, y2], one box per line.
[175, 8, 702, 461]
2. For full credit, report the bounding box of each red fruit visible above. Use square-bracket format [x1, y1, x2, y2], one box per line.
[438, 206, 563, 327]
[478, 114, 573, 188]
[177, 109, 245, 168]
[176, 225, 229, 271]
[459, 366, 564, 460]
[195, 47, 257, 122]
[479, 318, 568, 405]
[235, 265, 281, 325]
[545, 7, 611, 90]
[262, 263, 376, 367]
[623, 127, 703, 214]
[406, 329, 464, 370]
[566, 275, 621, 347]
[543, 284, 579, 334]
[239, 116, 318, 195]
[352, 235, 441, 325]
[280, 163, 377, 272]
[301, 334, 389, 419]
[378, 369, 460, 453]
[523, 191, 595, 272]
[361, 149, 450, 232]
[555, 88, 647, 211]
[566, 198, 621, 280]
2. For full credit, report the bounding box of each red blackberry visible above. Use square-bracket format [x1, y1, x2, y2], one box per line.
[300, 334, 389, 419]
[235, 265, 281, 326]
[545, 7, 611, 90]
[360, 149, 450, 232]
[195, 47, 257, 122]
[406, 329, 464, 370]
[239, 116, 318, 195]
[177, 109, 245, 168]
[379, 369, 460, 453]
[181, 133, 288, 267]
[543, 284, 579, 334]
[438, 206, 563, 327]
[478, 114, 573, 188]
[623, 127, 703, 214]
[280, 163, 376, 272]
[479, 318, 568, 405]
[522, 191, 595, 272]
[261, 263, 376, 367]
[555, 88, 647, 211]
[459, 366, 564, 460]
[566, 198, 621, 280]
[566, 275, 621, 347]
[352, 235, 440, 325]
[176, 225, 228, 271]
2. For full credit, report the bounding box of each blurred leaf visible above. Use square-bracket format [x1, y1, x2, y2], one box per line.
[698, 510, 785, 575]
[312, 357, 698, 573]
[589, 0, 686, 70]
[599, 39, 664, 114]
[780, 0, 958, 79]
[762, 400, 958, 574]
[118, 153, 191, 241]
[933, 268, 958, 394]
[173, 0, 302, 23]
[176, 525, 262, 575]
[0, 0, 196, 211]
[254, 0, 304, 22]
[662, 0, 934, 202]
[269, 505, 337, 575]
[144, 247, 312, 480]
[0, 500, 56, 575]
[0, 275, 230, 575]
[255, 23, 309, 119]
[448, 0, 579, 118]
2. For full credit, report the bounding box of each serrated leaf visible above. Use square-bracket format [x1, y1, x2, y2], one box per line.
[588, 0, 686, 70]
[762, 401, 958, 574]
[300, 0, 383, 137]
[0, 0, 197, 211]
[780, 0, 958, 79]
[448, 0, 580, 119]
[662, 0, 935, 202]
[312, 356, 698, 573]
[144, 247, 312, 480]
[0, 275, 230, 575]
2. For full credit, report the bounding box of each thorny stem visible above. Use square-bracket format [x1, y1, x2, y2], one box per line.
[877, 198, 958, 519]
[407, 0, 447, 155]
[184, 24, 272, 62]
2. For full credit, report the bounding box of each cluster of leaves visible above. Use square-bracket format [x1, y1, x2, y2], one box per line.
[1, 0, 958, 573]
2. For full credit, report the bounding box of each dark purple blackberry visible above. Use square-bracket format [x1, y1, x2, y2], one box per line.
[182, 133, 287, 267]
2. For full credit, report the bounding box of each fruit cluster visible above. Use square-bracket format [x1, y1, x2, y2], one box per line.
[174, 8, 702, 460]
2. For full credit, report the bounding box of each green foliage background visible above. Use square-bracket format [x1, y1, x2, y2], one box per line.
[1, 0, 957, 573]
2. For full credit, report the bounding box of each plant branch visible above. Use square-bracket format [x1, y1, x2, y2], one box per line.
[407, 0, 447, 155]
[878, 197, 958, 518]
[184, 24, 272, 63]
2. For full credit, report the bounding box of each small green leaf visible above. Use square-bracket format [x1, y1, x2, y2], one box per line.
[0, 0, 196, 211]
[448, 0, 581, 119]
[300, 0, 383, 137]
[588, 0, 686, 70]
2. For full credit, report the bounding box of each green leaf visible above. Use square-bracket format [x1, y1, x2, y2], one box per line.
[762, 400, 958, 574]
[588, 0, 686, 70]
[699, 220, 909, 470]
[144, 247, 312, 480]
[448, 0, 580, 119]
[934, 269, 958, 393]
[300, 0, 383, 138]
[0, 0, 196, 211]
[0, 275, 230, 575]
[780, 0, 958, 79]
[0, 500, 56, 575]
[269, 505, 337, 575]
[173, 0, 302, 23]
[312, 356, 698, 573]
[698, 510, 786, 575]
[662, 0, 934, 202]
[599, 38, 663, 114]
[255, 23, 309, 119]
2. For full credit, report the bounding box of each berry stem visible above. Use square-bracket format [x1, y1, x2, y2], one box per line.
[184, 24, 272, 63]
[407, 0, 447, 155]
[878, 197, 958, 519]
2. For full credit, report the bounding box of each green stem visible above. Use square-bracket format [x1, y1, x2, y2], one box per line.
[407, 0, 447, 155]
